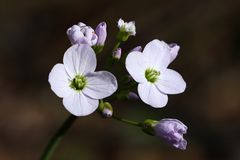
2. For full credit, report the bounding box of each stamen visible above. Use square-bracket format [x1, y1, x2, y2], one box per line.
[145, 68, 160, 83]
[70, 75, 87, 91]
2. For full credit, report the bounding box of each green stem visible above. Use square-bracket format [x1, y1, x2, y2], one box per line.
[104, 41, 121, 70]
[41, 114, 77, 160]
[112, 115, 142, 127]
[112, 41, 121, 52]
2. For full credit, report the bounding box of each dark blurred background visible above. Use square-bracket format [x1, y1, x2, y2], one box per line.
[1, 0, 240, 159]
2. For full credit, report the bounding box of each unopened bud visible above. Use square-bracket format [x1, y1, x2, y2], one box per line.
[98, 101, 113, 118]
[102, 108, 113, 118]
[67, 22, 98, 46]
[112, 48, 122, 60]
[66, 25, 82, 44]
[95, 22, 107, 46]
[142, 118, 187, 150]
[127, 92, 139, 101]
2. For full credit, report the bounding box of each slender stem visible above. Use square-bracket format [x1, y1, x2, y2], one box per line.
[41, 114, 77, 160]
[112, 115, 142, 127]
[112, 41, 121, 51]
[104, 41, 121, 70]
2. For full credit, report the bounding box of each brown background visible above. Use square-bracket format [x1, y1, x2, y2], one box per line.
[0, 0, 240, 159]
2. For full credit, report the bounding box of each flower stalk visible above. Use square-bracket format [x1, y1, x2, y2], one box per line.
[41, 115, 77, 160]
[113, 41, 121, 51]
[112, 115, 142, 127]
[104, 41, 122, 69]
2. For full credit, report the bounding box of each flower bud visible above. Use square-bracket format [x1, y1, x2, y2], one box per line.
[131, 46, 142, 52]
[95, 22, 107, 46]
[98, 101, 113, 118]
[66, 25, 83, 44]
[142, 118, 187, 150]
[127, 92, 139, 101]
[117, 18, 136, 41]
[66, 22, 98, 46]
[102, 108, 113, 118]
[112, 48, 122, 60]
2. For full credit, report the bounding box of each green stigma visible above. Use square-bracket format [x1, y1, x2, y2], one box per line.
[70, 75, 87, 91]
[145, 68, 160, 83]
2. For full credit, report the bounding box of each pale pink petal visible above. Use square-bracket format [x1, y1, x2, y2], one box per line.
[63, 44, 96, 77]
[63, 92, 99, 116]
[48, 64, 74, 98]
[143, 39, 171, 71]
[156, 69, 186, 94]
[138, 83, 168, 108]
[169, 43, 180, 63]
[83, 71, 118, 99]
[125, 51, 148, 83]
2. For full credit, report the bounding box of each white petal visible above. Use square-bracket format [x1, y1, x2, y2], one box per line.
[118, 18, 124, 28]
[143, 39, 171, 71]
[138, 83, 168, 108]
[48, 64, 74, 98]
[63, 92, 99, 116]
[169, 43, 180, 63]
[125, 51, 148, 83]
[126, 21, 136, 35]
[63, 44, 96, 77]
[78, 22, 86, 27]
[156, 69, 186, 94]
[83, 71, 118, 99]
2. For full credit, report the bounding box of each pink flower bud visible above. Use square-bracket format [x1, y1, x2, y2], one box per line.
[154, 119, 187, 150]
[66, 22, 98, 46]
[95, 22, 107, 46]
[127, 92, 139, 101]
[112, 48, 122, 60]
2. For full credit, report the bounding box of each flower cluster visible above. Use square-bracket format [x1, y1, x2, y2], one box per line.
[48, 18, 188, 151]
[67, 22, 107, 53]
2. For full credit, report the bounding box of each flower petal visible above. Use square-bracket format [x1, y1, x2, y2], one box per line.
[48, 64, 74, 98]
[118, 18, 124, 28]
[176, 139, 187, 150]
[143, 39, 171, 71]
[63, 44, 96, 77]
[63, 92, 99, 116]
[125, 51, 148, 83]
[168, 43, 180, 63]
[66, 25, 84, 44]
[138, 83, 168, 108]
[83, 71, 118, 99]
[156, 69, 186, 94]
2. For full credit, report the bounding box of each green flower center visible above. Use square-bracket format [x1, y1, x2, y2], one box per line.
[145, 68, 160, 83]
[70, 75, 87, 91]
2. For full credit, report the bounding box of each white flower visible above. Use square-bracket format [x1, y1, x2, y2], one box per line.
[125, 39, 186, 108]
[48, 44, 118, 116]
[117, 18, 136, 36]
